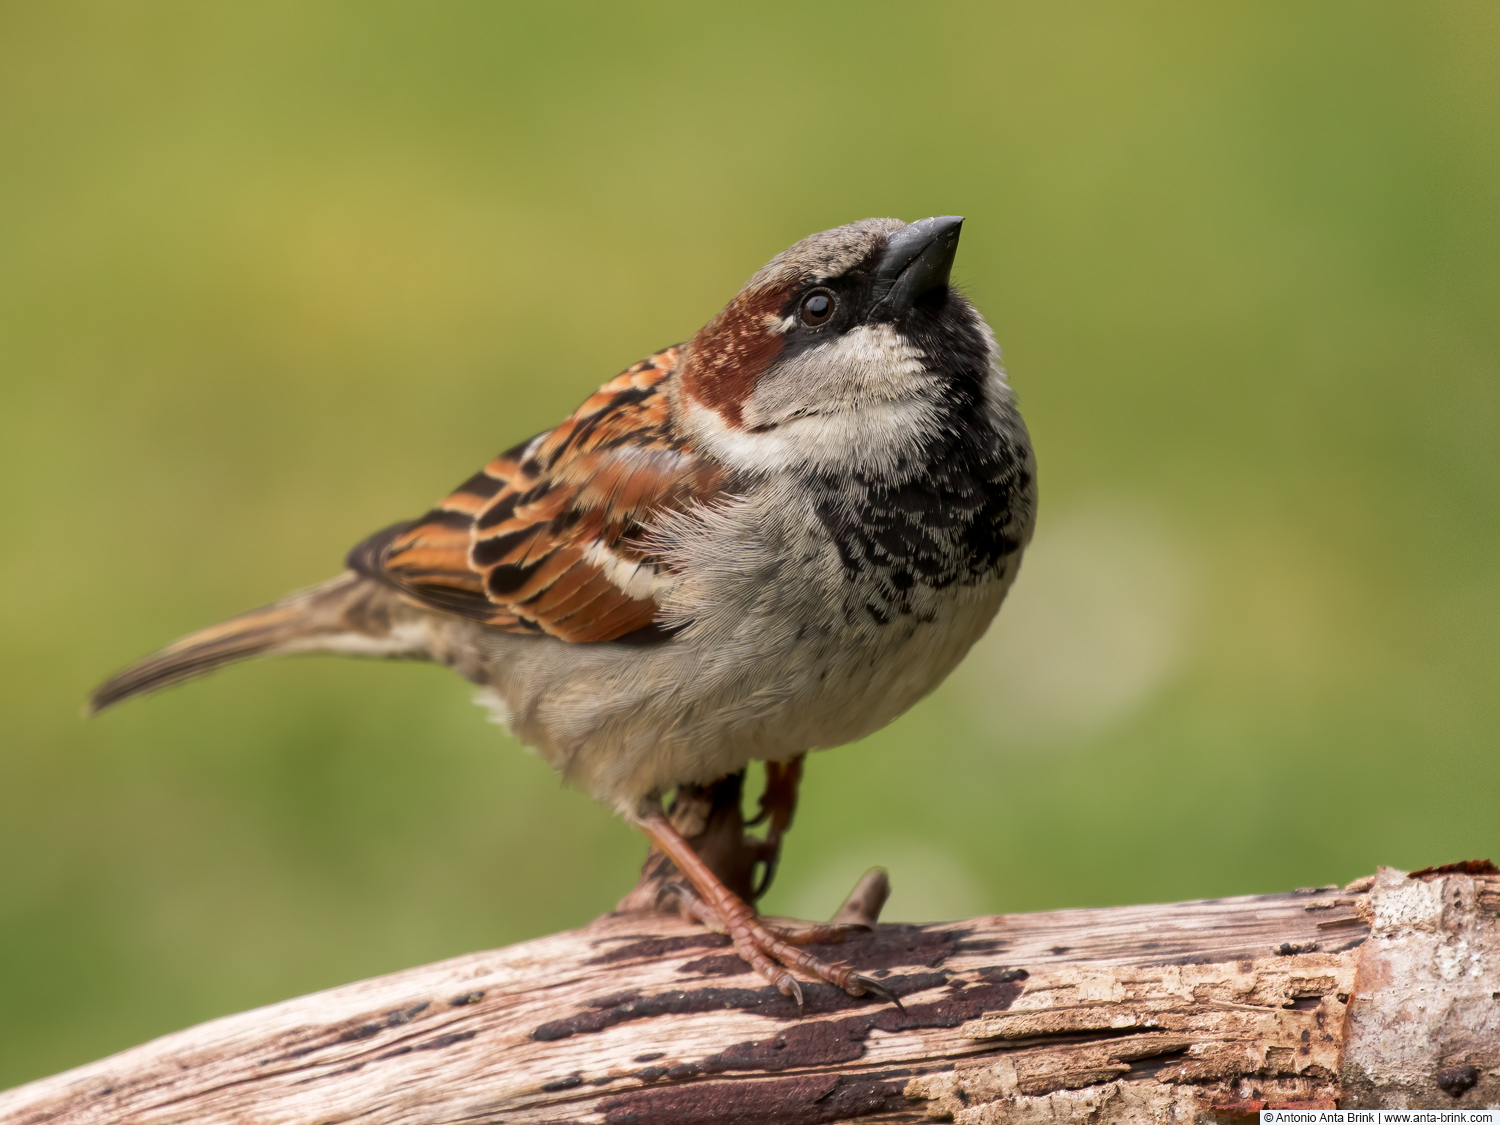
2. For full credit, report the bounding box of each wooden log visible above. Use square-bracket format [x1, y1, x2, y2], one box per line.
[1, 865, 1495, 1123]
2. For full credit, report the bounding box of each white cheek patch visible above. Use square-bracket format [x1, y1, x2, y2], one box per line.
[695, 400, 940, 475]
[684, 323, 944, 474]
[771, 326, 929, 415]
[815, 322, 929, 385]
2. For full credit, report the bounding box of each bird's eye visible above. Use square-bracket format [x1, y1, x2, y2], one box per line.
[799, 289, 835, 326]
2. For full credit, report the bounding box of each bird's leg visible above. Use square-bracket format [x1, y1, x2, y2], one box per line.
[615, 759, 802, 913]
[746, 755, 803, 900]
[633, 806, 896, 1005]
[615, 773, 757, 913]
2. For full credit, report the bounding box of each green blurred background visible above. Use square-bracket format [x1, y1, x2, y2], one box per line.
[3, 0, 1498, 1089]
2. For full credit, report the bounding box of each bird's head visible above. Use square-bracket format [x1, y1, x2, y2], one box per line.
[678, 216, 998, 474]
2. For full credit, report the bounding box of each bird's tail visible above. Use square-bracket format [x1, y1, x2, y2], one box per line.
[88, 572, 421, 715]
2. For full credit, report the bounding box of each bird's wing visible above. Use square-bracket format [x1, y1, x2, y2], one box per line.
[347, 346, 722, 642]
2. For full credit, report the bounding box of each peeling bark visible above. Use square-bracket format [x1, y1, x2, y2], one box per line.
[0, 866, 1494, 1124]
[1340, 865, 1500, 1109]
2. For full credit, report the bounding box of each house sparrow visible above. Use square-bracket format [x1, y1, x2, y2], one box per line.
[91, 216, 1037, 1004]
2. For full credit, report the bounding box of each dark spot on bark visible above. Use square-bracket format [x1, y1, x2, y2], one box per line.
[1049, 946, 1070, 956]
[418, 1030, 476, 1050]
[542, 1073, 584, 1092]
[1124, 1045, 1195, 1083]
[677, 953, 751, 976]
[1437, 1065, 1480, 1097]
[600, 1073, 904, 1125]
[881, 971, 952, 997]
[449, 990, 485, 1006]
[953, 936, 1004, 955]
[1154, 951, 1228, 966]
[882, 976, 1024, 1029]
[835, 925, 967, 973]
[699, 977, 1024, 1076]
[635, 1066, 668, 1081]
[667, 1063, 701, 1079]
[588, 990, 645, 1008]
[702, 1019, 865, 1074]
[634, 1052, 665, 1062]
[260, 1002, 431, 1063]
[977, 966, 1029, 984]
[588, 933, 728, 966]
[542, 926, 1017, 1046]
[533, 987, 783, 1042]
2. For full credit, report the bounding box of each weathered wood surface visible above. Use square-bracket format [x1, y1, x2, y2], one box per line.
[1, 866, 1495, 1123]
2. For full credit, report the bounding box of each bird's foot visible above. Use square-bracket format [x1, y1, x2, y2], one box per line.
[633, 803, 898, 1008]
[669, 882, 896, 1007]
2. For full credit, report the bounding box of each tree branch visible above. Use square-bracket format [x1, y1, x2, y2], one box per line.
[1, 865, 1495, 1123]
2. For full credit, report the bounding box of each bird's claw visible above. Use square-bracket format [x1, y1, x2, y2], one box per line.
[848, 972, 904, 1011]
[780, 972, 805, 1010]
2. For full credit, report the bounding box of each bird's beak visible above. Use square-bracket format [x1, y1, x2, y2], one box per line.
[872, 215, 963, 315]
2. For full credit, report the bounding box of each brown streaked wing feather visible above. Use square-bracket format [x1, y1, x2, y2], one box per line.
[348, 345, 722, 641]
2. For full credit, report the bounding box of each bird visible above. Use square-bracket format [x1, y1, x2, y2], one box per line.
[90, 215, 1037, 1004]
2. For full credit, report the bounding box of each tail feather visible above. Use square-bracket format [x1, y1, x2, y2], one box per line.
[88, 572, 416, 715]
